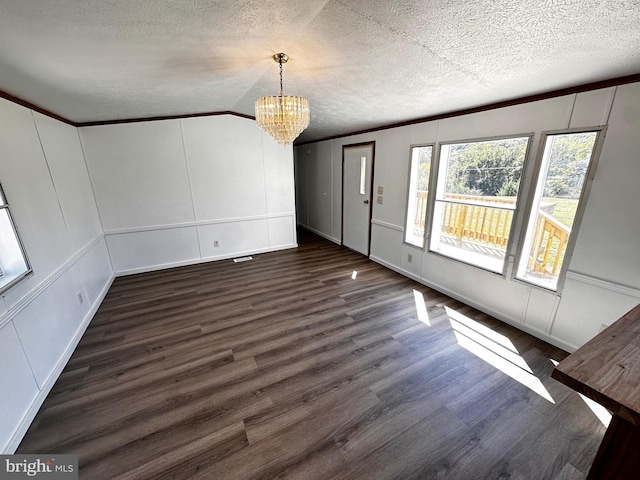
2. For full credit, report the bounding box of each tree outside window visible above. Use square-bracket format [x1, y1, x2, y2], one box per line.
[430, 136, 531, 273]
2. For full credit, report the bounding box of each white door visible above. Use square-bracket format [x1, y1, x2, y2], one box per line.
[343, 143, 374, 255]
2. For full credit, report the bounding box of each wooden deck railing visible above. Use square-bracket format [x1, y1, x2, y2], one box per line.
[527, 210, 571, 276]
[414, 190, 429, 232]
[440, 194, 516, 248]
[412, 192, 571, 277]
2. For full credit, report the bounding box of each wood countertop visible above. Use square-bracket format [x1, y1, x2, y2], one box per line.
[552, 303, 640, 427]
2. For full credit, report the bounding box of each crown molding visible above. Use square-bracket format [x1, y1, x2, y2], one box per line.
[2, 72, 639, 136]
[76, 111, 255, 127]
[0, 89, 255, 127]
[0, 90, 75, 126]
[296, 72, 640, 146]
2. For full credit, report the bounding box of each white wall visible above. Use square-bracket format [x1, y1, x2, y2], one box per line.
[295, 84, 640, 351]
[80, 115, 297, 275]
[0, 108, 296, 453]
[0, 101, 113, 452]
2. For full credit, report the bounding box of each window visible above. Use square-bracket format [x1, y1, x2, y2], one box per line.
[0, 183, 31, 294]
[429, 136, 531, 273]
[516, 130, 601, 291]
[404, 145, 433, 248]
[359, 156, 366, 195]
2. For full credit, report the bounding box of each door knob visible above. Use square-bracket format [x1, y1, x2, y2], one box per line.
[364, 199, 369, 204]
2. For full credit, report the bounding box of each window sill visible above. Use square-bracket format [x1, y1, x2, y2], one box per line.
[0, 270, 31, 295]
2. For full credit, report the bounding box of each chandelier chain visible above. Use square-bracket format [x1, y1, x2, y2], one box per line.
[279, 59, 284, 97]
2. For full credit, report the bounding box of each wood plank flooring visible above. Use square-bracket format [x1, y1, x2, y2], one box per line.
[18, 229, 606, 479]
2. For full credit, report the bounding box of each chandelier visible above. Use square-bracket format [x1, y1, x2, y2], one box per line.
[255, 53, 310, 145]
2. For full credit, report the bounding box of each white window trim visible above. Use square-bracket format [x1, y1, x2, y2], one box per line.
[403, 143, 435, 250]
[427, 133, 535, 276]
[0, 183, 32, 295]
[512, 126, 607, 294]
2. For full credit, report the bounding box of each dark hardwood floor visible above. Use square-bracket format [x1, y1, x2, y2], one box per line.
[18, 229, 605, 479]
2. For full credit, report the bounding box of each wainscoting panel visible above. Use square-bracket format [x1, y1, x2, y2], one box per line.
[198, 219, 269, 260]
[267, 215, 297, 249]
[106, 227, 200, 274]
[76, 238, 114, 306]
[12, 264, 90, 388]
[0, 322, 39, 453]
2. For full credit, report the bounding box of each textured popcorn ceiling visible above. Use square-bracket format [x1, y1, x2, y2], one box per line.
[0, 0, 639, 143]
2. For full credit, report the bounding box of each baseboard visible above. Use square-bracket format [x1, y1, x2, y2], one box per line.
[369, 255, 578, 353]
[297, 225, 341, 245]
[3, 273, 115, 454]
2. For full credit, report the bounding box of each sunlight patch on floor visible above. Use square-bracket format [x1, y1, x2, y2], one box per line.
[446, 306, 519, 353]
[550, 359, 612, 427]
[446, 306, 555, 404]
[578, 394, 612, 427]
[413, 289, 431, 326]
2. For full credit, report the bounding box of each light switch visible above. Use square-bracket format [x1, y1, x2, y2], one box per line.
[377, 186, 384, 195]
[377, 196, 383, 204]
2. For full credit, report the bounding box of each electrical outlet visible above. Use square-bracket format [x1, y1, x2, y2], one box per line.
[214, 240, 220, 247]
[407, 254, 413, 263]
[77, 292, 83, 304]
[377, 196, 383, 204]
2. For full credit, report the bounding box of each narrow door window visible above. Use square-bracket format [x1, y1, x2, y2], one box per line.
[359, 156, 366, 195]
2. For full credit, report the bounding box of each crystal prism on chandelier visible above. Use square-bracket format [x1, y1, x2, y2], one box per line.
[255, 53, 310, 145]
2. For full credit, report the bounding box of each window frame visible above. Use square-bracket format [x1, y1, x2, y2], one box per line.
[427, 133, 535, 276]
[0, 182, 32, 295]
[403, 143, 436, 250]
[512, 126, 607, 294]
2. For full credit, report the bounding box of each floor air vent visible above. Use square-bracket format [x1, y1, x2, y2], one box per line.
[233, 256, 253, 263]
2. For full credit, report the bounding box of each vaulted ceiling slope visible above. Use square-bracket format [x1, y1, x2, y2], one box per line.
[0, 0, 639, 143]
